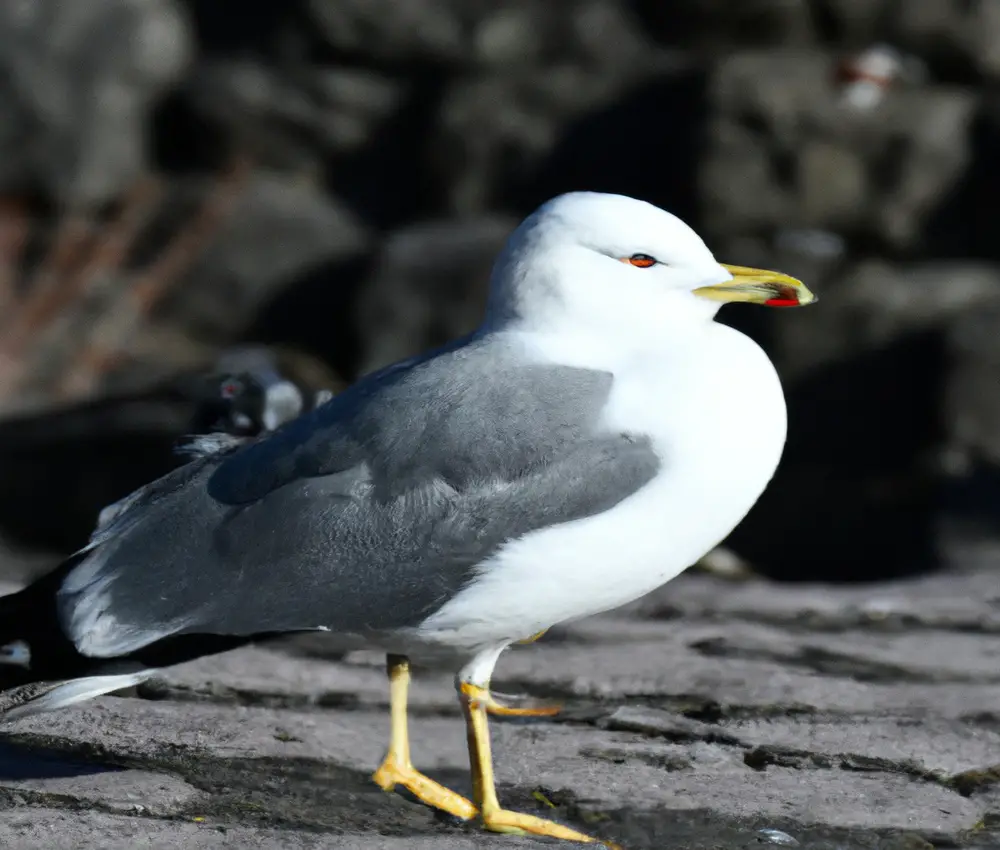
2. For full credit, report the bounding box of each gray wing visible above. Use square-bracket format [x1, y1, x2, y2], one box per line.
[87, 434, 246, 548]
[205, 335, 605, 504]
[58, 337, 661, 658]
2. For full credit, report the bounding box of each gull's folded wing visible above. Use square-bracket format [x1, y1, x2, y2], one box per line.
[57, 338, 661, 658]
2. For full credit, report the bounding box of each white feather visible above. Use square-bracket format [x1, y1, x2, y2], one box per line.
[2, 672, 152, 723]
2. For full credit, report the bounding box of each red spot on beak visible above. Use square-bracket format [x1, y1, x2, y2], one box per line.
[765, 286, 800, 307]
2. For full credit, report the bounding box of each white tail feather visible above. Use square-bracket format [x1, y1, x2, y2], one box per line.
[0, 671, 153, 723]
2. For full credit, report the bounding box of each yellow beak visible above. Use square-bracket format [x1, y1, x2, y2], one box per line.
[693, 264, 817, 308]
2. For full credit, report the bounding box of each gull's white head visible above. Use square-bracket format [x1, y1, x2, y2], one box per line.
[486, 192, 815, 339]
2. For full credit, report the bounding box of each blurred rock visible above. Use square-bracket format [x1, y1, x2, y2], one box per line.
[638, 0, 1000, 82]
[702, 50, 976, 251]
[0, 0, 191, 206]
[774, 260, 1000, 380]
[938, 299, 1000, 539]
[428, 3, 665, 214]
[187, 62, 405, 172]
[436, 68, 623, 214]
[355, 216, 515, 375]
[945, 300, 1000, 468]
[308, 0, 652, 68]
[160, 172, 370, 347]
[307, 0, 470, 65]
[887, 0, 1000, 80]
[630, 0, 817, 48]
[726, 328, 945, 582]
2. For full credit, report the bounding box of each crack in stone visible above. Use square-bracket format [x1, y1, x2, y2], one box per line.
[131, 677, 850, 735]
[742, 745, 943, 783]
[0, 785, 155, 818]
[688, 638, 999, 684]
[578, 745, 693, 771]
[134, 680, 367, 711]
[640, 608, 1000, 637]
[742, 744, 1000, 801]
[129, 676, 931, 738]
[947, 766, 1000, 797]
[597, 706, 747, 748]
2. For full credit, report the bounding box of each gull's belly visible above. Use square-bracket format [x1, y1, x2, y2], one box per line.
[597, 351, 786, 586]
[419, 325, 788, 651]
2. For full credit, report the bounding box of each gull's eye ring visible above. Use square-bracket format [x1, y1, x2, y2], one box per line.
[626, 254, 657, 268]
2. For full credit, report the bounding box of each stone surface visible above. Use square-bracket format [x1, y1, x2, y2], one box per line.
[0, 755, 199, 815]
[163, 173, 371, 347]
[5, 562, 1000, 848]
[187, 63, 405, 172]
[2, 810, 530, 849]
[703, 49, 977, 250]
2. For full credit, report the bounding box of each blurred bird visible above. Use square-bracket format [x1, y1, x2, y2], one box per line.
[100, 345, 340, 534]
[189, 344, 339, 438]
[0, 344, 341, 574]
[0, 192, 814, 846]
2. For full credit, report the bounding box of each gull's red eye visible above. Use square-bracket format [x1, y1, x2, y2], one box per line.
[220, 380, 242, 399]
[626, 253, 657, 268]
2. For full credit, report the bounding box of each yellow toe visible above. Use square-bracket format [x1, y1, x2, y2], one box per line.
[372, 759, 478, 820]
[483, 806, 620, 847]
[485, 690, 562, 718]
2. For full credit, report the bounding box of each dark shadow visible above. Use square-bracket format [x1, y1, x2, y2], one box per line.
[514, 70, 707, 229]
[179, 0, 310, 57]
[0, 740, 121, 781]
[150, 90, 234, 175]
[938, 458, 1000, 538]
[921, 102, 1000, 261]
[0, 399, 192, 553]
[325, 70, 452, 229]
[244, 253, 375, 382]
[725, 328, 947, 582]
[624, 1, 729, 47]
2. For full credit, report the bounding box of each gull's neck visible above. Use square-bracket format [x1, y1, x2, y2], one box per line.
[488, 292, 725, 376]
[497, 317, 726, 381]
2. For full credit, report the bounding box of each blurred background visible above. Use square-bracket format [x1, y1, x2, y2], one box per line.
[0, 0, 996, 591]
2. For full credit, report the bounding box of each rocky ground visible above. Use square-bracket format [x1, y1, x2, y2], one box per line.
[3, 547, 1000, 850]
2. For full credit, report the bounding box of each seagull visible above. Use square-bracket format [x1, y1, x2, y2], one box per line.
[0, 192, 815, 846]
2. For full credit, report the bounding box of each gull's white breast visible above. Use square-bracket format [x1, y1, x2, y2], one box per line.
[419, 322, 787, 650]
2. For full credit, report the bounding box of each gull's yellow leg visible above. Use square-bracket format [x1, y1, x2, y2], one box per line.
[372, 654, 477, 820]
[460, 681, 619, 847]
